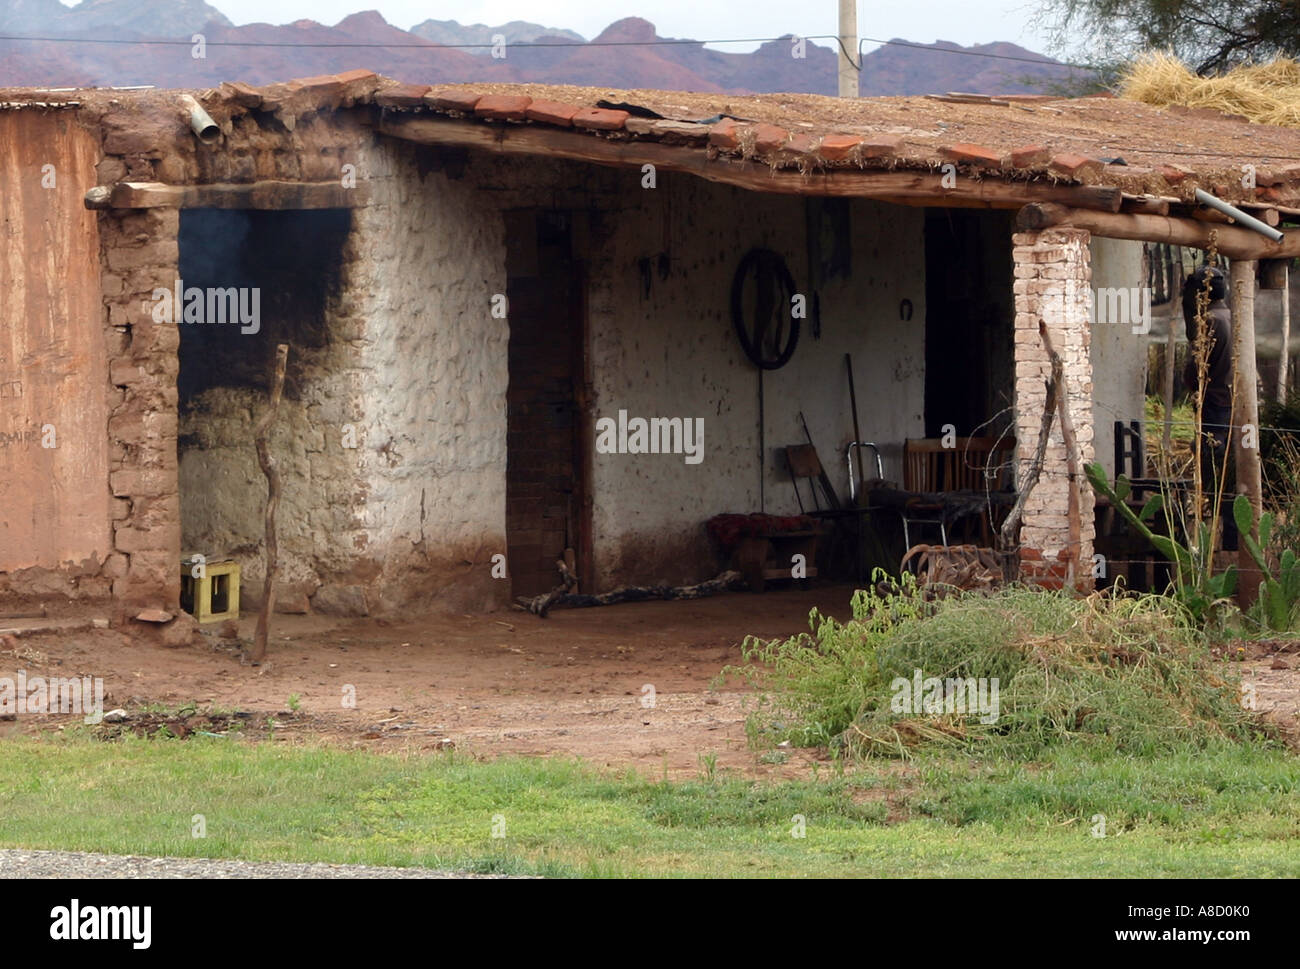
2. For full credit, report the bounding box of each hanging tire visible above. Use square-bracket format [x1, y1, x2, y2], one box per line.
[731, 247, 800, 370]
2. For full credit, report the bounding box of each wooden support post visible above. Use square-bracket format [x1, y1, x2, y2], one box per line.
[250, 344, 290, 664]
[1191, 206, 1235, 225]
[1121, 195, 1173, 216]
[1262, 258, 1290, 401]
[1162, 250, 1182, 460]
[90, 180, 370, 210]
[1231, 261, 1262, 610]
[1282, 267, 1292, 402]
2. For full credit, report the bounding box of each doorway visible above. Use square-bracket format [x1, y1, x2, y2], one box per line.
[504, 209, 591, 598]
[923, 209, 1015, 438]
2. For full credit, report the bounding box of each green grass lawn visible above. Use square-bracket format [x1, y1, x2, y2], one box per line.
[1, 734, 1298, 877]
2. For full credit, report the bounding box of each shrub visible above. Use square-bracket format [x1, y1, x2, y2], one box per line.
[724, 575, 1264, 760]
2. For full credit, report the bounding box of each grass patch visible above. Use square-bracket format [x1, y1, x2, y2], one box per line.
[0, 736, 1297, 876]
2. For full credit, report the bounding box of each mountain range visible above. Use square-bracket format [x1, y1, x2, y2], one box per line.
[0, 1, 1083, 95]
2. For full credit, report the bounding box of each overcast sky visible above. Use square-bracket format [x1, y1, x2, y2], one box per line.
[130, 1, 1059, 54]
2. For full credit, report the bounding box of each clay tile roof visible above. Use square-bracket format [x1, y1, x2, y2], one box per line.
[1049, 151, 1105, 178]
[941, 143, 1003, 167]
[424, 89, 479, 113]
[818, 134, 863, 162]
[751, 123, 790, 154]
[396, 80, 1300, 204]
[4, 74, 1300, 206]
[572, 106, 629, 131]
[474, 94, 532, 121]
[374, 83, 431, 108]
[525, 99, 581, 126]
[708, 118, 743, 150]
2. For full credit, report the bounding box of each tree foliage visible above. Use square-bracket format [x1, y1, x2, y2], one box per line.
[1037, 0, 1300, 75]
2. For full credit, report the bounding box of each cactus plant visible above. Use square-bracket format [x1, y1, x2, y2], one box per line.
[1084, 462, 1237, 623]
[1233, 495, 1300, 631]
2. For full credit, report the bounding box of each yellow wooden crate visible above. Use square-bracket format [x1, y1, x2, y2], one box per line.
[180, 558, 240, 623]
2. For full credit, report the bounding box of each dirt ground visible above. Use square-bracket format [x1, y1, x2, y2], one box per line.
[2, 585, 1298, 779]
[0, 585, 863, 779]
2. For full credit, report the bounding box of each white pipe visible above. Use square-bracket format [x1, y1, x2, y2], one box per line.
[180, 94, 220, 145]
[1195, 188, 1284, 243]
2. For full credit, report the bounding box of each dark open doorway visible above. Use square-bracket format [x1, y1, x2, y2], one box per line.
[504, 209, 591, 599]
[923, 209, 1015, 438]
[175, 207, 351, 572]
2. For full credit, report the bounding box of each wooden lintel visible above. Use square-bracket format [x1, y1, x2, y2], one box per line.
[1017, 201, 1300, 259]
[93, 180, 369, 210]
[1120, 195, 1170, 216]
[377, 116, 1124, 212]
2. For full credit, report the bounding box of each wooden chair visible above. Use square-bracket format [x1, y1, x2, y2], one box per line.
[785, 444, 838, 513]
[901, 439, 949, 548]
[905, 437, 1015, 492]
[952, 436, 1015, 491]
[900, 437, 1016, 547]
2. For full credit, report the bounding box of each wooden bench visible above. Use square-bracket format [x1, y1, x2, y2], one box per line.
[733, 530, 823, 593]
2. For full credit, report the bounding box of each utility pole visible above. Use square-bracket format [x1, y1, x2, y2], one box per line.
[838, 0, 858, 98]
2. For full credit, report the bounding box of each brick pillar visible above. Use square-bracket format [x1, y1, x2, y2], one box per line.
[100, 208, 183, 616]
[1012, 228, 1095, 590]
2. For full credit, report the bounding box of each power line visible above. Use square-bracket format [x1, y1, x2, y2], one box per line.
[858, 36, 1098, 72]
[0, 29, 1102, 73]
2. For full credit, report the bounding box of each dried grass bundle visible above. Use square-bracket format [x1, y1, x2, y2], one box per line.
[1121, 51, 1300, 128]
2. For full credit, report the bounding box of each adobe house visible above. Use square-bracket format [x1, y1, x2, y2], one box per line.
[2, 71, 1298, 636]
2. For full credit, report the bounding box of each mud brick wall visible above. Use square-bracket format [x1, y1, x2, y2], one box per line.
[0, 109, 111, 599]
[99, 207, 183, 614]
[87, 86, 377, 626]
[1012, 227, 1096, 591]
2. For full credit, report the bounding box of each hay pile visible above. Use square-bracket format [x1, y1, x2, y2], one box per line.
[1121, 51, 1300, 127]
[1144, 395, 1196, 478]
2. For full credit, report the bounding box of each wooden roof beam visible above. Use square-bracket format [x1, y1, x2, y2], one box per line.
[377, 116, 1125, 212]
[1017, 201, 1300, 260]
[85, 180, 369, 210]
[1123, 193, 1284, 226]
